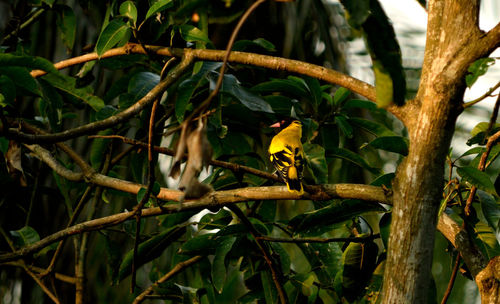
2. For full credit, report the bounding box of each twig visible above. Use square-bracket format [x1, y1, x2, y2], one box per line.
[256, 234, 380, 244]
[3, 8, 46, 42]
[184, 0, 267, 123]
[131, 96, 160, 293]
[7, 54, 194, 144]
[23, 264, 61, 304]
[463, 81, 500, 108]
[89, 134, 281, 182]
[2, 262, 76, 284]
[28, 43, 384, 116]
[132, 255, 203, 304]
[464, 130, 500, 216]
[440, 253, 461, 304]
[227, 204, 288, 304]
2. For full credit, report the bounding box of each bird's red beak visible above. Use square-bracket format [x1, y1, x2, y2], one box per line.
[270, 122, 281, 128]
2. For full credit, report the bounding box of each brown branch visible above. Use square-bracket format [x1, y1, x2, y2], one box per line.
[89, 134, 281, 182]
[26, 43, 407, 120]
[0, 183, 388, 264]
[7, 54, 194, 144]
[2, 262, 77, 284]
[256, 234, 380, 244]
[464, 129, 500, 215]
[132, 255, 203, 304]
[440, 253, 461, 304]
[463, 81, 500, 108]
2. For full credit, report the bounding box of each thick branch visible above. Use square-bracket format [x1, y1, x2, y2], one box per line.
[28, 43, 407, 122]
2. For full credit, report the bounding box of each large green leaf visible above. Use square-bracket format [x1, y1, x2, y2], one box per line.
[366, 136, 409, 156]
[0, 54, 57, 73]
[55, 5, 76, 50]
[303, 143, 327, 184]
[327, 147, 381, 175]
[252, 78, 309, 98]
[10, 226, 40, 247]
[41, 73, 105, 111]
[472, 221, 500, 260]
[335, 115, 353, 139]
[348, 117, 396, 137]
[466, 58, 495, 88]
[179, 233, 218, 256]
[0, 67, 39, 96]
[199, 209, 233, 230]
[478, 190, 500, 232]
[289, 199, 386, 234]
[0, 75, 16, 107]
[119, 1, 137, 24]
[339, 239, 378, 301]
[145, 0, 174, 21]
[179, 24, 211, 43]
[212, 236, 237, 293]
[95, 19, 131, 57]
[208, 72, 273, 113]
[117, 225, 186, 282]
[128, 71, 160, 101]
[341, 0, 406, 107]
[457, 166, 497, 195]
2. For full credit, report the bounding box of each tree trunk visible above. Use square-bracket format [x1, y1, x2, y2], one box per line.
[381, 0, 500, 302]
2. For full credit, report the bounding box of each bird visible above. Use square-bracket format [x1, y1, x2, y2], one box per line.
[268, 119, 305, 195]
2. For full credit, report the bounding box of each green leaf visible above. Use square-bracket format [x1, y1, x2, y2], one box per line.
[145, 0, 174, 21]
[472, 221, 500, 260]
[212, 236, 237, 293]
[478, 190, 500, 232]
[261, 271, 278, 304]
[128, 72, 160, 101]
[457, 166, 497, 195]
[39, 78, 64, 130]
[289, 199, 386, 234]
[232, 38, 276, 52]
[0, 75, 16, 107]
[460, 147, 485, 158]
[0, 67, 39, 96]
[252, 78, 309, 98]
[366, 136, 409, 156]
[340, 239, 378, 301]
[152, 182, 161, 196]
[179, 233, 218, 255]
[10, 226, 40, 247]
[199, 209, 233, 230]
[41, 73, 105, 111]
[95, 19, 131, 57]
[136, 187, 147, 203]
[327, 147, 381, 175]
[342, 99, 378, 111]
[379, 212, 391, 250]
[55, 5, 76, 50]
[208, 72, 273, 113]
[466, 58, 495, 88]
[342, 0, 406, 107]
[179, 24, 211, 43]
[0, 54, 57, 73]
[335, 115, 353, 138]
[303, 76, 322, 112]
[119, 1, 138, 24]
[348, 117, 396, 137]
[303, 143, 327, 184]
[333, 87, 350, 106]
[117, 226, 186, 282]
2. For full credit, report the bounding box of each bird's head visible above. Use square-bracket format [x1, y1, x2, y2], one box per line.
[270, 118, 302, 130]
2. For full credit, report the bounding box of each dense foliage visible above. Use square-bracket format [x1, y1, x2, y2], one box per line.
[0, 0, 499, 303]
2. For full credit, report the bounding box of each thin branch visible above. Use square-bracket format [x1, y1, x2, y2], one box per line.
[3, 8, 46, 42]
[132, 255, 203, 304]
[463, 81, 500, 108]
[27, 43, 399, 118]
[256, 234, 380, 244]
[89, 134, 281, 182]
[23, 264, 61, 304]
[440, 253, 461, 304]
[2, 262, 76, 284]
[7, 54, 194, 144]
[0, 183, 388, 264]
[185, 0, 267, 123]
[464, 129, 500, 216]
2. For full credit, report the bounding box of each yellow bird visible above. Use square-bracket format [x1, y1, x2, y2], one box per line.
[268, 119, 305, 195]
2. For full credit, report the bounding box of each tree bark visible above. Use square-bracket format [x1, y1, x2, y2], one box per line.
[382, 0, 500, 302]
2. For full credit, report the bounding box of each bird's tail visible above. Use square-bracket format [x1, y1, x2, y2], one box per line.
[286, 167, 304, 195]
